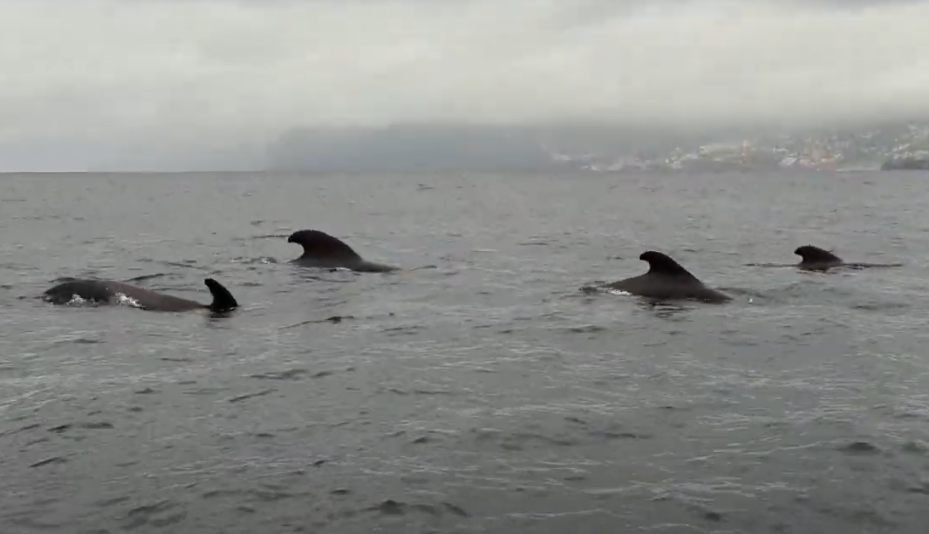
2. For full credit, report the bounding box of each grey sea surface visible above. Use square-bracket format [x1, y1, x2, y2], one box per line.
[2, 170, 929, 533]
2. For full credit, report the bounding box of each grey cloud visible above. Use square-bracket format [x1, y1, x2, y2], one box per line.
[1, 0, 929, 170]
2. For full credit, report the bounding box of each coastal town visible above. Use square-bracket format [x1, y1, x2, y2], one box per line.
[268, 121, 929, 173]
[549, 122, 929, 173]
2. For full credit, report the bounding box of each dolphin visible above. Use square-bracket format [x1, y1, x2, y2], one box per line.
[601, 250, 731, 303]
[287, 229, 400, 273]
[43, 278, 238, 313]
[794, 245, 903, 272]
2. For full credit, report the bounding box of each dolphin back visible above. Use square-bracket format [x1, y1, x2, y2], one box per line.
[607, 274, 730, 303]
[43, 280, 114, 304]
[103, 281, 206, 311]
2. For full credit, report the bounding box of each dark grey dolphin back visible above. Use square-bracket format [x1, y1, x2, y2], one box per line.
[42, 278, 238, 313]
[288, 230, 364, 262]
[603, 250, 731, 303]
[287, 229, 400, 272]
[42, 280, 114, 304]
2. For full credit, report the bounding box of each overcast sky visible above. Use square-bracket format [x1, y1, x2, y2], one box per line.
[2, 0, 928, 170]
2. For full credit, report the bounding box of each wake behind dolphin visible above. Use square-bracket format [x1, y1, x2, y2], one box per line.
[593, 250, 731, 303]
[43, 278, 239, 313]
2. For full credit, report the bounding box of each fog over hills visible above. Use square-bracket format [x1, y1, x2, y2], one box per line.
[265, 121, 929, 172]
[2, 0, 929, 171]
[266, 123, 753, 171]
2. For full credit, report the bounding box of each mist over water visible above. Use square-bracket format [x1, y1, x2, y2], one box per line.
[2, 0, 929, 170]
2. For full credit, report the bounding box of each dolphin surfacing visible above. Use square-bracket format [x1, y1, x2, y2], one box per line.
[602, 251, 731, 303]
[794, 245, 902, 272]
[43, 278, 239, 313]
[287, 229, 400, 273]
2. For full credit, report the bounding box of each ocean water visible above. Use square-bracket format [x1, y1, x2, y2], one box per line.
[2, 170, 929, 533]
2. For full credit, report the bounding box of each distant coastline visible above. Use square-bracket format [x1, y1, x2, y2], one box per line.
[267, 121, 929, 173]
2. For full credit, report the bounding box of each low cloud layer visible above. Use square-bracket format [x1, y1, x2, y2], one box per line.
[2, 0, 929, 170]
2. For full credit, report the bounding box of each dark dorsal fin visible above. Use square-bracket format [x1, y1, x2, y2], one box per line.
[639, 251, 702, 282]
[794, 245, 842, 264]
[287, 229, 363, 261]
[204, 278, 238, 312]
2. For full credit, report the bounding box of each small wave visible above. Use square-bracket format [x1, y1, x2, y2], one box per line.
[113, 293, 142, 308]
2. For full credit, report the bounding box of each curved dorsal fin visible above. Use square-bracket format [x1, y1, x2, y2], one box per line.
[288, 229, 363, 261]
[204, 278, 238, 312]
[639, 250, 702, 282]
